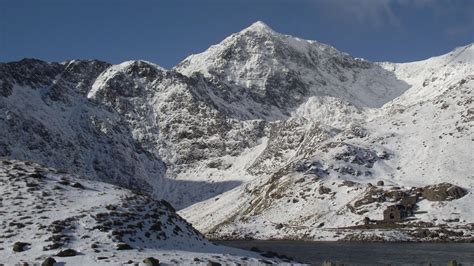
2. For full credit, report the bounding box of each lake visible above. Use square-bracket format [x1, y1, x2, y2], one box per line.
[217, 240, 474, 265]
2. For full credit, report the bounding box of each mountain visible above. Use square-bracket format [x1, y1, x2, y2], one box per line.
[0, 159, 290, 265]
[174, 23, 473, 241]
[0, 59, 166, 193]
[175, 21, 409, 119]
[0, 21, 472, 243]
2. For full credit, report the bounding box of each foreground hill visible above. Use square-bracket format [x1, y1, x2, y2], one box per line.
[0, 159, 291, 265]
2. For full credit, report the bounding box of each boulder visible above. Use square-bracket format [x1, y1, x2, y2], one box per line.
[318, 185, 332, 194]
[377, 180, 384, 186]
[13, 242, 30, 252]
[41, 257, 57, 266]
[143, 257, 160, 266]
[422, 183, 467, 201]
[71, 182, 85, 189]
[116, 243, 133, 250]
[56, 248, 78, 257]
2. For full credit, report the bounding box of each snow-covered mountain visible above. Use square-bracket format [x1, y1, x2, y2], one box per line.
[175, 23, 474, 241]
[0, 59, 168, 193]
[175, 21, 408, 114]
[1, 21, 472, 243]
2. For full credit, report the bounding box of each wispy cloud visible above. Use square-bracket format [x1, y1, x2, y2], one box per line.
[314, 0, 473, 35]
[316, 0, 399, 29]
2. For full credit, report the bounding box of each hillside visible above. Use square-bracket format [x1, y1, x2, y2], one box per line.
[0, 159, 290, 265]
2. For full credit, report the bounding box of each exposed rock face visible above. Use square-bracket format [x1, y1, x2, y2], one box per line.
[88, 61, 267, 178]
[422, 183, 467, 201]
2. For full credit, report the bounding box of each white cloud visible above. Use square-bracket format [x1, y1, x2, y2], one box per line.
[314, 0, 454, 29]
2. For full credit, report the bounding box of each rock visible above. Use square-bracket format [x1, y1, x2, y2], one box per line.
[116, 243, 133, 250]
[10, 222, 26, 228]
[159, 200, 176, 213]
[354, 187, 385, 207]
[43, 242, 63, 251]
[275, 223, 283, 229]
[363, 217, 371, 225]
[318, 185, 332, 194]
[377, 180, 384, 186]
[41, 257, 56, 266]
[143, 257, 160, 266]
[13, 241, 30, 252]
[0, 81, 13, 97]
[422, 183, 467, 201]
[207, 261, 221, 266]
[341, 180, 358, 187]
[384, 189, 406, 201]
[56, 248, 78, 257]
[71, 182, 85, 189]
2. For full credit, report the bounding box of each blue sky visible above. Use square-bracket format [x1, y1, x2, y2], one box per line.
[1, 0, 473, 68]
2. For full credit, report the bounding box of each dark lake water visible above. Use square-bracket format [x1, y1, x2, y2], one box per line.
[217, 240, 474, 265]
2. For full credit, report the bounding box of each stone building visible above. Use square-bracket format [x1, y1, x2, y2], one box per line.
[383, 205, 407, 222]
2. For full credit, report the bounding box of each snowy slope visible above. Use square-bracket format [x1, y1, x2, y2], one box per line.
[380, 43, 474, 106]
[0, 159, 293, 265]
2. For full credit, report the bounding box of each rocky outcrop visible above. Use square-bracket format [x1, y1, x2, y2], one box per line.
[422, 183, 467, 201]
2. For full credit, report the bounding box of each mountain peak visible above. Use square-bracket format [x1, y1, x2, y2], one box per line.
[243, 21, 274, 34]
